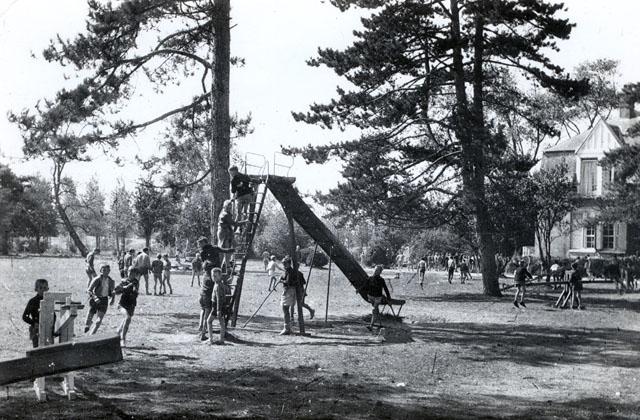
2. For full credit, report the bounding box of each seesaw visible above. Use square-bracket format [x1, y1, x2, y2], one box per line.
[0, 292, 122, 401]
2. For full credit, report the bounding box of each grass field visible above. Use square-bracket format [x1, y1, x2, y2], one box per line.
[1, 256, 639, 419]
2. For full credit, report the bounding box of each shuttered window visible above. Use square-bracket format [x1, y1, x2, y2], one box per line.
[584, 226, 596, 248]
[603, 223, 615, 249]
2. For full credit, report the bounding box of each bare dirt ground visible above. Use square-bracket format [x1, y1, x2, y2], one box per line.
[1, 256, 639, 419]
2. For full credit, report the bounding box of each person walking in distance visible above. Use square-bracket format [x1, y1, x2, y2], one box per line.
[85, 247, 100, 287]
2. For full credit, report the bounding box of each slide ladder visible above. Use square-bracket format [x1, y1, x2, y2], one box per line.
[227, 178, 269, 327]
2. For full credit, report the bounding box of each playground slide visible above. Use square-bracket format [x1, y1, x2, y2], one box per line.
[263, 176, 369, 301]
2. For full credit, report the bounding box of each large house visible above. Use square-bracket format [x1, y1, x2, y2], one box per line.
[537, 106, 640, 259]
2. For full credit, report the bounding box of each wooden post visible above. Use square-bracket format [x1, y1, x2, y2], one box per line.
[285, 210, 305, 334]
[325, 246, 333, 323]
[34, 292, 70, 401]
[54, 296, 84, 399]
[304, 243, 319, 297]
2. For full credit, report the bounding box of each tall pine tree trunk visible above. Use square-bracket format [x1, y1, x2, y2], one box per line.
[450, 0, 500, 296]
[209, 0, 231, 241]
[53, 161, 88, 257]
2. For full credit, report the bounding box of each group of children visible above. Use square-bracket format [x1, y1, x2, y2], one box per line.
[414, 253, 473, 286]
[113, 248, 174, 295]
[513, 259, 585, 310]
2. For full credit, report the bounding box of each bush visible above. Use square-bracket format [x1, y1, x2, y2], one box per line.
[364, 245, 394, 268]
[306, 251, 329, 268]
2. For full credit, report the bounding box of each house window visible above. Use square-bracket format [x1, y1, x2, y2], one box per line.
[603, 223, 615, 249]
[580, 159, 598, 195]
[584, 226, 596, 248]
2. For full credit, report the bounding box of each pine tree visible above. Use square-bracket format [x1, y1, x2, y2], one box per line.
[291, 0, 588, 295]
[9, 0, 236, 241]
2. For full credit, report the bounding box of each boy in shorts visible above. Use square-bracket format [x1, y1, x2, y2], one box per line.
[85, 264, 115, 335]
[151, 253, 164, 294]
[22, 279, 49, 348]
[207, 267, 228, 345]
[228, 165, 255, 225]
[279, 257, 298, 335]
[569, 262, 584, 310]
[85, 248, 100, 286]
[447, 255, 456, 284]
[162, 254, 173, 294]
[217, 199, 237, 270]
[266, 255, 284, 291]
[364, 265, 392, 330]
[513, 260, 532, 308]
[191, 253, 203, 287]
[290, 269, 315, 320]
[198, 261, 214, 339]
[417, 257, 427, 287]
[112, 267, 139, 346]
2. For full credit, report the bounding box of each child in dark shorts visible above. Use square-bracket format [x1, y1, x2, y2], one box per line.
[207, 268, 229, 345]
[569, 262, 584, 310]
[513, 260, 532, 308]
[151, 253, 164, 294]
[85, 264, 115, 335]
[198, 261, 214, 340]
[22, 279, 49, 348]
[112, 267, 140, 346]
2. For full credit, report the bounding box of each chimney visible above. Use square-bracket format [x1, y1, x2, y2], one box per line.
[619, 99, 636, 119]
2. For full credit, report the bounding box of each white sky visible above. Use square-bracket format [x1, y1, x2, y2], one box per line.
[1, 0, 640, 198]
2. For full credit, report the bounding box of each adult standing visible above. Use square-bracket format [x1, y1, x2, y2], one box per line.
[133, 247, 152, 294]
[228, 165, 255, 225]
[85, 247, 100, 287]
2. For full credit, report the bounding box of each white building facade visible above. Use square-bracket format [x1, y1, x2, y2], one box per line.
[537, 109, 640, 259]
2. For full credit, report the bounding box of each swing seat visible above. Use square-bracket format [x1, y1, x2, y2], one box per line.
[380, 297, 406, 319]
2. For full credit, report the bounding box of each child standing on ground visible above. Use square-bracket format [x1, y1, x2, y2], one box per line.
[22, 279, 49, 348]
[85, 264, 115, 335]
[447, 255, 456, 284]
[266, 255, 284, 291]
[85, 248, 100, 286]
[198, 261, 214, 340]
[207, 267, 228, 345]
[111, 267, 139, 346]
[162, 254, 173, 294]
[417, 257, 427, 287]
[290, 269, 315, 320]
[459, 259, 471, 283]
[191, 253, 203, 287]
[513, 260, 532, 308]
[569, 262, 584, 310]
[262, 251, 270, 271]
[151, 253, 164, 295]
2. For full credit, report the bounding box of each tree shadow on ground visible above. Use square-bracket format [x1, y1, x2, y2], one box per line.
[411, 291, 640, 312]
[409, 321, 640, 369]
[0, 358, 635, 419]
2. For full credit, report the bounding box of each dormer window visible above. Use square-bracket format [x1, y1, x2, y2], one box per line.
[580, 159, 597, 195]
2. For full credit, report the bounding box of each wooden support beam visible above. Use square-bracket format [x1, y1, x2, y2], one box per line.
[0, 334, 122, 386]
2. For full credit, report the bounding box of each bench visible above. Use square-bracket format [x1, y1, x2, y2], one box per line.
[380, 297, 406, 319]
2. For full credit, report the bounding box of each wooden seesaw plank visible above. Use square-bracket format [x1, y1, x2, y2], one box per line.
[501, 279, 615, 291]
[0, 334, 122, 386]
